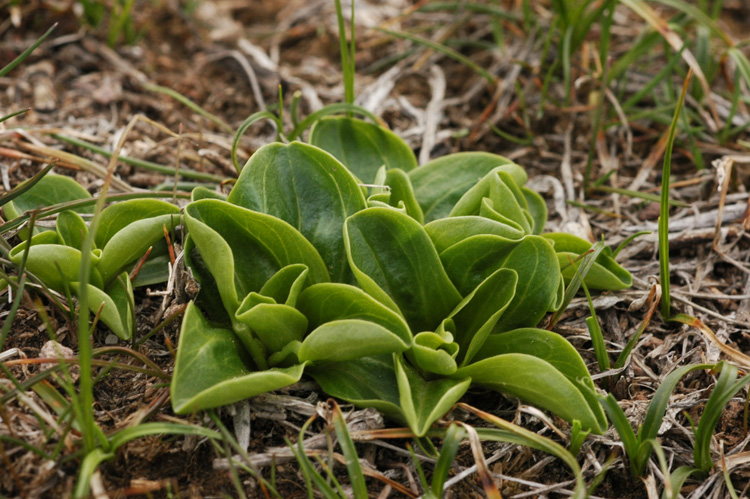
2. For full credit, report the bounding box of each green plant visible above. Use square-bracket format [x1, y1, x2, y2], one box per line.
[599, 363, 712, 477]
[2, 176, 180, 339]
[170, 115, 632, 437]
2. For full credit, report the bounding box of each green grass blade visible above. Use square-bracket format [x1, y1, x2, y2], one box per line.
[0, 23, 57, 78]
[229, 110, 281, 174]
[431, 423, 466, 496]
[0, 108, 31, 124]
[594, 185, 689, 207]
[458, 403, 587, 499]
[285, 103, 382, 141]
[74, 448, 113, 498]
[598, 394, 641, 474]
[694, 362, 750, 473]
[659, 70, 691, 319]
[614, 285, 659, 369]
[548, 242, 606, 329]
[142, 83, 233, 134]
[0, 162, 55, 209]
[53, 135, 225, 183]
[329, 402, 368, 499]
[375, 28, 497, 85]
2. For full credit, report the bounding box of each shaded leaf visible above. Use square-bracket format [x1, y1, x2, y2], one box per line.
[227, 142, 366, 282]
[409, 153, 521, 223]
[309, 116, 418, 183]
[297, 283, 412, 345]
[544, 233, 632, 290]
[171, 302, 306, 414]
[95, 199, 180, 248]
[344, 207, 462, 332]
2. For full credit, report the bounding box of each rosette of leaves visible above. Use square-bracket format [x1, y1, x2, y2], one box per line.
[4, 177, 180, 339]
[172, 138, 614, 436]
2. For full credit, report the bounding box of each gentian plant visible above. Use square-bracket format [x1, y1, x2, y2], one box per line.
[170, 116, 632, 436]
[3, 174, 180, 340]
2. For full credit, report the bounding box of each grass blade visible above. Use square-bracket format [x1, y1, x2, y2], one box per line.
[431, 423, 465, 496]
[458, 403, 587, 499]
[328, 401, 368, 499]
[375, 28, 497, 85]
[659, 69, 692, 319]
[0, 24, 57, 78]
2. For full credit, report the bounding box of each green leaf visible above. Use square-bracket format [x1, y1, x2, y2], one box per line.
[455, 352, 605, 434]
[425, 216, 524, 254]
[258, 264, 309, 307]
[409, 153, 521, 223]
[297, 283, 412, 345]
[476, 327, 607, 433]
[408, 324, 459, 375]
[521, 187, 547, 235]
[73, 273, 134, 340]
[309, 355, 405, 423]
[309, 116, 418, 183]
[449, 168, 533, 234]
[490, 236, 561, 331]
[439, 235, 560, 330]
[171, 302, 306, 414]
[344, 207, 462, 332]
[9, 244, 104, 291]
[544, 233, 632, 290]
[227, 142, 367, 282]
[56, 210, 89, 250]
[95, 199, 180, 248]
[396, 355, 471, 437]
[235, 294, 308, 354]
[3, 173, 93, 238]
[184, 199, 330, 316]
[97, 213, 180, 283]
[298, 319, 410, 363]
[448, 268, 518, 366]
[372, 166, 424, 223]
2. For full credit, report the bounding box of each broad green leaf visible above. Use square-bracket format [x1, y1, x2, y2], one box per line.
[3, 173, 93, 221]
[309, 116, 418, 183]
[227, 142, 367, 282]
[309, 355, 405, 423]
[409, 153, 521, 223]
[298, 319, 410, 363]
[97, 213, 180, 283]
[344, 207, 462, 332]
[396, 355, 471, 437]
[235, 294, 308, 354]
[455, 353, 605, 434]
[310, 354, 471, 437]
[425, 216, 524, 254]
[544, 233, 632, 290]
[372, 166, 424, 223]
[258, 264, 309, 307]
[408, 326, 459, 375]
[171, 302, 306, 414]
[494, 236, 561, 331]
[10, 244, 104, 291]
[56, 210, 88, 250]
[190, 186, 226, 202]
[297, 283, 412, 345]
[95, 199, 180, 248]
[130, 253, 171, 288]
[184, 199, 330, 316]
[522, 187, 547, 234]
[72, 273, 134, 340]
[477, 328, 607, 433]
[438, 235, 519, 294]
[450, 168, 532, 234]
[448, 267, 518, 366]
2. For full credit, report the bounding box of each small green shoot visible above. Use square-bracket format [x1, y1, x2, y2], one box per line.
[598, 363, 712, 476]
[659, 69, 692, 320]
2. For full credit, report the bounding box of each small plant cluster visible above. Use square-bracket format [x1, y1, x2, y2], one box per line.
[169, 115, 632, 438]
